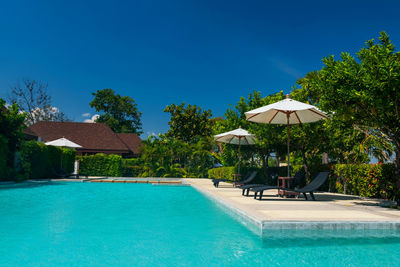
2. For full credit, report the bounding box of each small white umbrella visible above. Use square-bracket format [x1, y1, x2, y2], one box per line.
[45, 137, 82, 149]
[214, 126, 256, 174]
[245, 95, 328, 177]
[45, 137, 82, 171]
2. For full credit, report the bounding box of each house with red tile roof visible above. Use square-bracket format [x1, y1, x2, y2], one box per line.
[25, 121, 142, 157]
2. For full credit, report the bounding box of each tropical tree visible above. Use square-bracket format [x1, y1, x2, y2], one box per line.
[140, 134, 212, 178]
[90, 89, 142, 134]
[0, 98, 26, 175]
[164, 103, 213, 143]
[305, 32, 400, 192]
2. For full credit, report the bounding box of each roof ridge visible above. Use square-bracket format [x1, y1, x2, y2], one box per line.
[115, 132, 130, 151]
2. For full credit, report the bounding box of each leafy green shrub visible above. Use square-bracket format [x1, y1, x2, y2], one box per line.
[19, 141, 75, 179]
[20, 141, 46, 179]
[77, 154, 122, 177]
[332, 163, 397, 199]
[61, 148, 76, 174]
[121, 158, 143, 177]
[0, 135, 8, 180]
[207, 167, 236, 180]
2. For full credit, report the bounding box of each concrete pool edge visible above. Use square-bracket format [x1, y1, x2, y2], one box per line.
[188, 180, 263, 236]
[186, 179, 400, 235]
[260, 221, 400, 229]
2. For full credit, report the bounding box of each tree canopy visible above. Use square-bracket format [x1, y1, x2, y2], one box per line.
[90, 89, 142, 134]
[303, 31, 400, 187]
[0, 98, 26, 171]
[164, 103, 213, 143]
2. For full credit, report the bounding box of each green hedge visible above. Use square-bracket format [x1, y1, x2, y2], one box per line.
[61, 148, 76, 174]
[292, 163, 398, 199]
[207, 167, 236, 180]
[19, 141, 76, 179]
[0, 135, 8, 179]
[77, 155, 145, 177]
[332, 163, 397, 199]
[77, 154, 123, 177]
[122, 158, 143, 177]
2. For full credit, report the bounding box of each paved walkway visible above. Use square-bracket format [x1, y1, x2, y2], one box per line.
[186, 179, 400, 232]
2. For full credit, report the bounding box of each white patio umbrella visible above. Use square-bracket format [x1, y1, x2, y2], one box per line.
[45, 137, 82, 149]
[245, 94, 328, 177]
[214, 126, 256, 174]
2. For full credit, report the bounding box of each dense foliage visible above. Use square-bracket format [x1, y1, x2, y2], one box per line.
[164, 103, 213, 143]
[0, 98, 26, 180]
[332, 164, 396, 199]
[0, 136, 8, 179]
[207, 166, 236, 180]
[140, 135, 213, 178]
[90, 89, 142, 134]
[19, 141, 75, 179]
[122, 158, 143, 177]
[302, 31, 400, 194]
[77, 154, 123, 177]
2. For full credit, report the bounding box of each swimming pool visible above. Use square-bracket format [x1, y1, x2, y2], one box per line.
[0, 182, 399, 266]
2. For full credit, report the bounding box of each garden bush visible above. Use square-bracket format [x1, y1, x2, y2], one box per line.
[332, 163, 397, 199]
[77, 154, 123, 177]
[19, 141, 76, 179]
[122, 158, 143, 177]
[207, 167, 236, 180]
[61, 148, 76, 174]
[0, 135, 8, 180]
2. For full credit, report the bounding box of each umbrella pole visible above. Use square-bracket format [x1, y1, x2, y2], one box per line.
[287, 114, 290, 177]
[238, 137, 241, 175]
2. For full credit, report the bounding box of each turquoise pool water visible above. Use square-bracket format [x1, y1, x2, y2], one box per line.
[1, 182, 400, 267]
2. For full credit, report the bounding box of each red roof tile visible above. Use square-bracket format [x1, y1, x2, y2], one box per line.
[27, 121, 140, 153]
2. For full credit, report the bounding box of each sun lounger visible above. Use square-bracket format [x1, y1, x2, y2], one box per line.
[239, 183, 266, 196]
[251, 172, 329, 200]
[240, 172, 303, 196]
[212, 171, 256, 188]
[238, 172, 277, 196]
[234, 171, 257, 186]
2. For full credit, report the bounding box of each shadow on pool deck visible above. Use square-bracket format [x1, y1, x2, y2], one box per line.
[255, 193, 364, 202]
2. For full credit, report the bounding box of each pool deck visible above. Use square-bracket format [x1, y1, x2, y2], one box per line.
[185, 178, 400, 234]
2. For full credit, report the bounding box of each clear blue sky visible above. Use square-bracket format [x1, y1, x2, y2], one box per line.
[1, 0, 399, 137]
